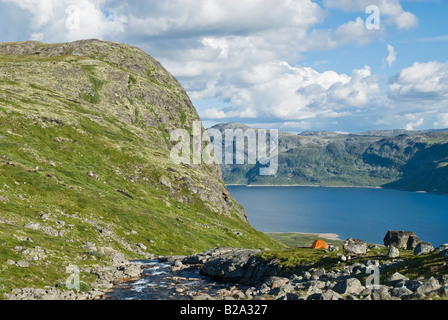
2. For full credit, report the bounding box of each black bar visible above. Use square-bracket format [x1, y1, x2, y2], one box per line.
[1, 300, 445, 318]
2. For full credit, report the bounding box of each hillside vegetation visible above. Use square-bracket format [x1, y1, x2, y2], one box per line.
[0, 40, 282, 297]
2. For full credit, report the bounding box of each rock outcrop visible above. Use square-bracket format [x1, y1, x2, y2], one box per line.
[384, 231, 423, 250]
[182, 248, 280, 286]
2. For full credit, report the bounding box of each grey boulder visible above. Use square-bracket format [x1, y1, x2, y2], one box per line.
[343, 239, 367, 256]
[414, 242, 434, 256]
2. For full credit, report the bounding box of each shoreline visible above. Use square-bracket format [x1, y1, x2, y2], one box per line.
[226, 184, 448, 196]
[226, 184, 383, 189]
[266, 231, 342, 241]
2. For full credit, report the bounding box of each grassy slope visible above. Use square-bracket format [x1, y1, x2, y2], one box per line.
[0, 41, 283, 298]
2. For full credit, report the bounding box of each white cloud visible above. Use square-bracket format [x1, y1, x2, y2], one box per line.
[388, 61, 448, 101]
[436, 113, 448, 128]
[323, 0, 418, 30]
[201, 108, 228, 120]
[385, 44, 396, 67]
[0, 0, 128, 42]
[333, 17, 381, 46]
[198, 62, 380, 122]
[0, 0, 433, 133]
[405, 117, 424, 131]
[395, 11, 418, 30]
[123, 0, 324, 37]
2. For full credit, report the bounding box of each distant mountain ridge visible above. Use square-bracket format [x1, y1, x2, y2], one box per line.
[209, 123, 448, 194]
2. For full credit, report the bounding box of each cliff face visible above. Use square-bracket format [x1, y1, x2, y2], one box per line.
[0, 40, 280, 296]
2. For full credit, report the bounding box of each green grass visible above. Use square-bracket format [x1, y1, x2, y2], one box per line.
[0, 44, 285, 298]
[256, 245, 448, 284]
[266, 232, 344, 248]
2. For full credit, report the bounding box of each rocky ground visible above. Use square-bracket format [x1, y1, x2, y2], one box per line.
[6, 231, 448, 301]
[5, 250, 144, 300]
[149, 245, 448, 301]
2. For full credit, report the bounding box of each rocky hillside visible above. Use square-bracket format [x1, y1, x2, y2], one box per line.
[211, 123, 448, 194]
[0, 40, 281, 298]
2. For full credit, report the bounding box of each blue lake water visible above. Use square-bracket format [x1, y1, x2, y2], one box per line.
[227, 186, 448, 247]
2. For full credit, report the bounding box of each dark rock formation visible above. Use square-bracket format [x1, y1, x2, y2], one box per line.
[384, 231, 423, 250]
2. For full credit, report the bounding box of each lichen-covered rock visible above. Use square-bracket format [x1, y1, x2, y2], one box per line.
[417, 277, 441, 295]
[333, 278, 364, 295]
[414, 242, 434, 256]
[387, 245, 400, 258]
[343, 238, 367, 256]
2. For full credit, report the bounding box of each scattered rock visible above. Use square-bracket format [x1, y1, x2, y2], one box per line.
[334, 278, 364, 295]
[99, 228, 114, 238]
[20, 247, 47, 261]
[171, 259, 184, 272]
[160, 255, 187, 263]
[414, 242, 434, 256]
[83, 241, 97, 253]
[371, 285, 392, 300]
[24, 221, 41, 231]
[435, 244, 448, 252]
[135, 243, 147, 251]
[343, 238, 367, 256]
[17, 260, 30, 268]
[40, 213, 51, 220]
[107, 251, 128, 266]
[387, 272, 408, 285]
[393, 286, 413, 298]
[417, 277, 441, 295]
[387, 246, 400, 258]
[159, 176, 172, 188]
[267, 277, 289, 290]
[87, 171, 99, 179]
[321, 289, 342, 300]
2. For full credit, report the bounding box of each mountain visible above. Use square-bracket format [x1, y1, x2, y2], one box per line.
[0, 40, 281, 296]
[210, 123, 448, 193]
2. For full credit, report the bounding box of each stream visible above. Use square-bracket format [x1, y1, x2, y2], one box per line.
[105, 260, 250, 300]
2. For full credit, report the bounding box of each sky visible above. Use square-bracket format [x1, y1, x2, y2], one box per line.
[0, 0, 447, 133]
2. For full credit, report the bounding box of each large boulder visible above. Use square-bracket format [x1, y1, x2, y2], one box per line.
[383, 231, 423, 250]
[414, 242, 434, 256]
[333, 278, 364, 295]
[198, 248, 278, 286]
[387, 246, 400, 258]
[417, 277, 441, 295]
[343, 238, 367, 256]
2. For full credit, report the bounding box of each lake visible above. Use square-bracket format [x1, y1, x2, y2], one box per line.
[227, 186, 448, 247]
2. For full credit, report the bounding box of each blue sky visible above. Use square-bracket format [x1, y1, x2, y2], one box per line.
[0, 0, 447, 133]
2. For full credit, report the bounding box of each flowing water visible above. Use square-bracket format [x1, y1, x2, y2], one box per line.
[105, 260, 249, 300]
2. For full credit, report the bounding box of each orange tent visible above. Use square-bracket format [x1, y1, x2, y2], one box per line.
[311, 239, 329, 249]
